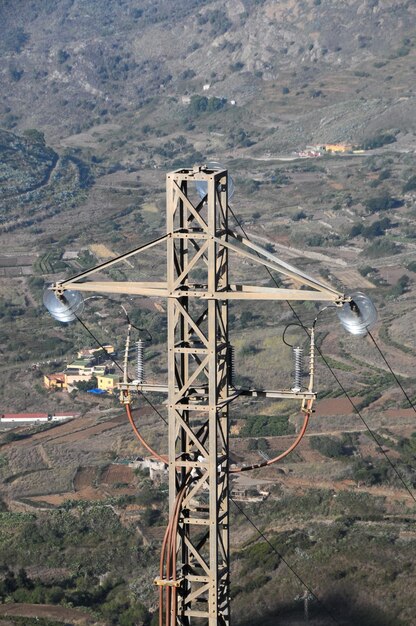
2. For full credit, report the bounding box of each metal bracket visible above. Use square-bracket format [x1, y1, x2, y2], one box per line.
[154, 577, 183, 588]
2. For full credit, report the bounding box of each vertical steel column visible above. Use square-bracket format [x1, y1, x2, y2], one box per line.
[166, 167, 230, 625]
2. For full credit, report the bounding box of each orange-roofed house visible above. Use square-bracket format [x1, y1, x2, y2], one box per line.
[44, 373, 67, 390]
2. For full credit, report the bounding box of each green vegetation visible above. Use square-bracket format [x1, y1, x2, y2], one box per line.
[0, 130, 93, 233]
[0, 27, 29, 53]
[403, 175, 416, 192]
[350, 217, 393, 239]
[240, 415, 294, 437]
[360, 133, 397, 150]
[310, 435, 353, 458]
[188, 95, 227, 116]
[364, 239, 402, 258]
[365, 193, 403, 213]
[0, 564, 151, 625]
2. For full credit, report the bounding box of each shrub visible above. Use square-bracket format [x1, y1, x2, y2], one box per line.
[360, 133, 396, 150]
[310, 435, 351, 458]
[403, 175, 416, 193]
[241, 415, 294, 437]
[364, 239, 402, 258]
[365, 193, 403, 213]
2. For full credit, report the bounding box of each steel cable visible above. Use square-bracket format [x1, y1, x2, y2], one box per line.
[231, 498, 343, 626]
[227, 206, 416, 504]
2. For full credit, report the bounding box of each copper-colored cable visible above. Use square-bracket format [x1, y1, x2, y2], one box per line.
[170, 485, 187, 623]
[160, 480, 190, 626]
[125, 402, 167, 465]
[230, 400, 313, 473]
[125, 393, 313, 621]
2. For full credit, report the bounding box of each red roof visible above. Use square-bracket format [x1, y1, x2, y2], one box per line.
[45, 373, 65, 381]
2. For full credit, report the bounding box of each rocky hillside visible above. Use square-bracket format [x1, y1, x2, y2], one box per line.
[1, 0, 416, 152]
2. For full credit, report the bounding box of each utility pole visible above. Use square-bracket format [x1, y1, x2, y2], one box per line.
[49, 165, 347, 625]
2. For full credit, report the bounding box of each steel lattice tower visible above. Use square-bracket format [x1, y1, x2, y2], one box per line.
[166, 167, 230, 623]
[50, 164, 346, 625]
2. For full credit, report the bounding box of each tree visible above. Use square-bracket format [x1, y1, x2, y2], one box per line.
[23, 128, 46, 145]
[16, 568, 33, 590]
[57, 49, 70, 64]
[310, 436, 349, 458]
[360, 133, 396, 150]
[3, 571, 17, 594]
[365, 193, 403, 213]
[350, 223, 364, 237]
[389, 274, 410, 297]
[75, 376, 98, 392]
[403, 175, 416, 193]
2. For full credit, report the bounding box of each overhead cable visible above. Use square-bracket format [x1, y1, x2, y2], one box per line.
[231, 498, 342, 626]
[368, 330, 416, 414]
[73, 312, 168, 425]
[227, 206, 416, 504]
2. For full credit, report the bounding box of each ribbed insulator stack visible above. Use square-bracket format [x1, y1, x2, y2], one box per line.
[227, 345, 235, 387]
[136, 339, 145, 383]
[292, 346, 303, 392]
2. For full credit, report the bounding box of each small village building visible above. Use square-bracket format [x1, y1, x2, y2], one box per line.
[66, 358, 95, 372]
[44, 343, 115, 392]
[77, 345, 115, 362]
[64, 372, 93, 387]
[129, 456, 168, 483]
[96, 374, 121, 394]
[43, 373, 66, 390]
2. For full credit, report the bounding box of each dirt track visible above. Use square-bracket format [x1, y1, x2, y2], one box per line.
[0, 603, 103, 625]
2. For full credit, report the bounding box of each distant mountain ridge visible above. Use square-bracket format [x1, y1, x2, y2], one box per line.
[1, 0, 415, 151]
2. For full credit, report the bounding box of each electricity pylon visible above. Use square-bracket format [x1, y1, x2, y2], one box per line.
[51, 165, 347, 625]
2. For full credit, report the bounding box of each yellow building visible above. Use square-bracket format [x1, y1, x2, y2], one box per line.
[322, 144, 352, 153]
[64, 372, 93, 388]
[77, 345, 115, 360]
[44, 373, 66, 390]
[96, 374, 121, 394]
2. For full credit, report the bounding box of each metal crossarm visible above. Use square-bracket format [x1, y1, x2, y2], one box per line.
[50, 164, 349, 626]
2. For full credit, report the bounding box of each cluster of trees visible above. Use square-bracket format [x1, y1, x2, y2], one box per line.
[310, 435, 354, 458]
[1, 27, 29, 53]
[365, 192, 403, 213]
[188, 95, 227, 116]
[350, 216, 393, 239]
[351, 458, 392, 486]
[241, 414, 294, 437]
[75, 376, 98, 392]
[197, 9, 231, 36]
[0, 297, 24, 321]
[0, 565, 153, 626]
[359, 133, 397, 150]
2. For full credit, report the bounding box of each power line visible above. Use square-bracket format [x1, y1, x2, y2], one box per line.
[227, 206, 416, 503]
[231, 498, 343, 626]
[73, 312, 168, 425]
[367, 330, 416, 415]
[313, 342, 416, 505]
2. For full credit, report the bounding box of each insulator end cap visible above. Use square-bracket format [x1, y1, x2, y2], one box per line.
[43, 286, 84, 323]
[337, 291, 377, 336]
[194, 162, 235, 200]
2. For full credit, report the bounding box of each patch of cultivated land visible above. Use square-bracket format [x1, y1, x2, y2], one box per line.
[0, 603, 102, 625]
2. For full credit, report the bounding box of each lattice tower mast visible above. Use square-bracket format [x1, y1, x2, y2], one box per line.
[51, 165, 347, 625]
